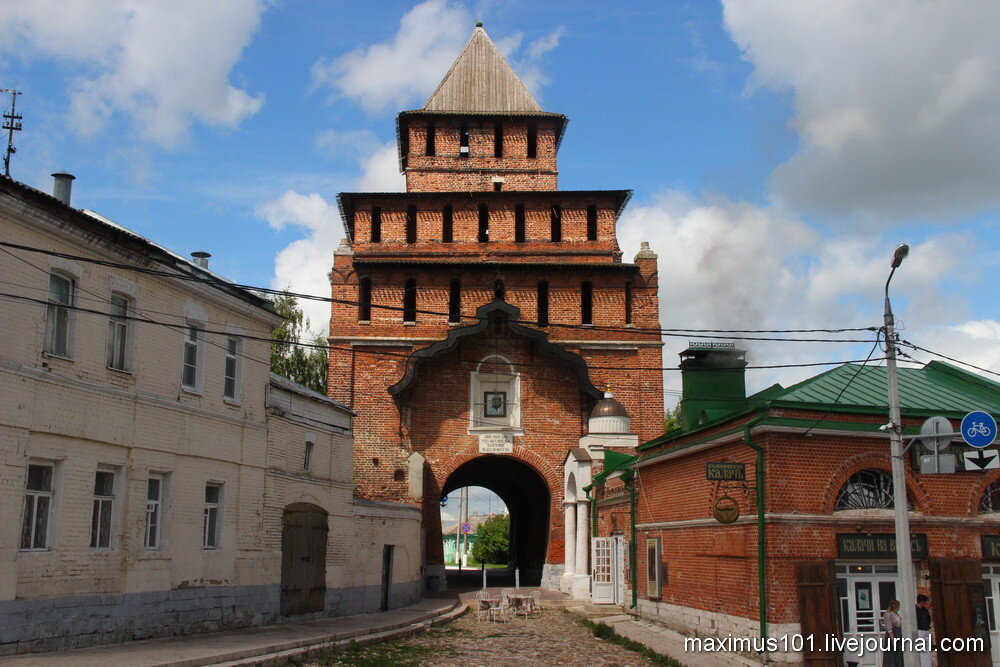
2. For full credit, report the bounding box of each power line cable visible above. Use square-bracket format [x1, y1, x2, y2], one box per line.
[899, 339, 1000, 378]
[800, 332, 883, 437]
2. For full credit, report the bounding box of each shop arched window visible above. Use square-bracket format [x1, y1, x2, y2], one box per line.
[834, 468, 911, 511]
[979, 480, 1000, 514]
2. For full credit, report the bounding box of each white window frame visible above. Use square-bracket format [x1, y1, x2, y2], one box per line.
[90, 466, 118, 550]
[181, 321, 205, 392]
[106, 292, 133, 372]
[144, 473, 166, 550]
[203, 482, 223, 549]
[223, 336, 242, 402]
[646, 536, 662, 599]
[468, 355, 521, 433]
[43, 272, 75, 358]
[20, 460, 56, 551]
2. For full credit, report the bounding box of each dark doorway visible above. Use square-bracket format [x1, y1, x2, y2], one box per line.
[280, 503, 328, 615]
[381, 545, 395, 611]
[441, 456, 550, 586]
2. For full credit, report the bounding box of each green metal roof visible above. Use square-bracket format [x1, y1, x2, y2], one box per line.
[589, 449, 637, 486]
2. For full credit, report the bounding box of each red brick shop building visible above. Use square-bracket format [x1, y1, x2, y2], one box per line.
[592, 345, 1000, 665]
[326, 25, 663, 594]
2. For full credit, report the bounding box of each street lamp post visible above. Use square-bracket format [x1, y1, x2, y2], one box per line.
[884, 244, 918, 666]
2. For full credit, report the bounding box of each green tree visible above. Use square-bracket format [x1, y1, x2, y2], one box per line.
[663, 404, 683, 433]
[471, 514, 510, 565]
[266, 290, 328, 394]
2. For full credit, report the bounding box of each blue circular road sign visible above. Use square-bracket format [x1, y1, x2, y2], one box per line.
[962, 411, 997, 448]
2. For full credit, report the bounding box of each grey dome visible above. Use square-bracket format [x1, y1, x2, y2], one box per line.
[592, 395, 628, 418]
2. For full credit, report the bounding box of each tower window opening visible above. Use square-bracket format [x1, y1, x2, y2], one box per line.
[370, 206, 381, 243]
[527, 123, 537, 158]
[625, 279, 633, 325]
[442, 204, 453, 243]
[581, 280, 593, 325]
[494, 123, 503, 158]
[406, 205, 417, 243]
[425, 121, 435, 156]
[537, 280, 549, 327]
[494, 278, 506, 302]
[478, 203, 489, 242]
[493, 181, 502, 192]
[460, 125, 470, 157]
[587, 204, 598, 241]
[403, 279, 417, 323]
[514, 203, 526, 242]
[448, 278, 461, 323]
[550, 204, 562, 242]
[358, 276, 372, 322]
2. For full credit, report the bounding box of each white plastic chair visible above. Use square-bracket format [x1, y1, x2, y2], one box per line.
[530, 590, 542, 617]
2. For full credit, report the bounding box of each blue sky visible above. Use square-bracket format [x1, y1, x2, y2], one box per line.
[2, 0, 997, 410]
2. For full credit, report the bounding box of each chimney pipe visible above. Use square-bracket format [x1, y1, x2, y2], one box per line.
[51, 172, 75, 206]
[191, 251, 211, 269]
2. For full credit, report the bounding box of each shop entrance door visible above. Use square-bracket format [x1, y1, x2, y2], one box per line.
[836, 563, 899, 667]
[982, 565, 1000, 664]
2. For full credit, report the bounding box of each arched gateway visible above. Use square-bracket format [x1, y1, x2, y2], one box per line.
[326, 24, 663, 596]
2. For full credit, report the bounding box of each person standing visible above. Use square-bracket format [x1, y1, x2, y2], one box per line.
[916, 594, 932, 667]
[882, 600, 904, 667]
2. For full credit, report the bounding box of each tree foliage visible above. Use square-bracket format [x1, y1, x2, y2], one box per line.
[266, 290, 328, 394]
[663, 404, 683, 433]
[471, 514, 510, 565]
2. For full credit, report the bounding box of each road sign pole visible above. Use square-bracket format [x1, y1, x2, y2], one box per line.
[884, 260, 918, 667]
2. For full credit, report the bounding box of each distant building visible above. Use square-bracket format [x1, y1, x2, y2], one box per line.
[441, 513, 496, 564]
[0, 174, 421, 655]
[591, 344, 1000, 665]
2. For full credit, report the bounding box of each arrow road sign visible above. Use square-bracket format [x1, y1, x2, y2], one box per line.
[964, 449, 999, 471]
[962, 411, 997, 448]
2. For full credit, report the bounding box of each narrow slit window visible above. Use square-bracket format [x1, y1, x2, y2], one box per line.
[403, 278, 417, 323]
[494, 279, 506, 302]
[527, 123, 537, 158]
[478, 204, 489, 242]
[303, 441, 314, 471]
[493, 181, 503, 192]
[551, 204, 562, 242]
[537, 280, 549, 327]
[514, 203, 526, 242]
[358, 276, 372, 321]
[370, 206, 381, 243]
[625, 280, 633, 325]
[581, 280, 593, 325]
[448, 278, 461, 323]
[494, 123, 503, 158]
[459, 125, 470, 157]
[406, 205, 417, 243]
[425, 121, 435, 156]
[442, 204, 453, 243]
[587, 204, 598, 241]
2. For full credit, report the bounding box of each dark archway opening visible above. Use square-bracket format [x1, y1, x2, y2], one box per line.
[441, 455, 550, 586]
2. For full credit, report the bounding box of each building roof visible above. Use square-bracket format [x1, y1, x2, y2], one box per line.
[422, 25, 542, 113]
[268, 373, 355, 414]
[442, 513, 500, 535]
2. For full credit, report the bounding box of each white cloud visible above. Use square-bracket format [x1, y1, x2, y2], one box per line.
[507, 27, 565, 96]
[722, 0, 1000, 223]
[355, 143, 406, 192]
[0, 0, 266, 146]
[910, 320, 1000, 375]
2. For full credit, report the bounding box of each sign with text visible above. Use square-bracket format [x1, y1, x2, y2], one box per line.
[706, 462, 746, 481]
[837, 533, 928, 559]
[983, 536, 1000, 561]
[478, 432, 513, 454]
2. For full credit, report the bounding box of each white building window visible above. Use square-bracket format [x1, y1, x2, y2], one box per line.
[20, 463, 54, 550]
[203, 483, 222, 549]
[90, 468, 116, 549]
[144, 474, 164, 549]
[181, 323, 203, 391]
[469, 355, 521, 432]
[107, 293, 132, 371]
[44, 273, 74, 357]
[304, 441, 314, 471]
[223, 336, 241, 401]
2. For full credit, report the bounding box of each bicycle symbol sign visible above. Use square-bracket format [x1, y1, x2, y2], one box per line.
[961, 411, 998, 449]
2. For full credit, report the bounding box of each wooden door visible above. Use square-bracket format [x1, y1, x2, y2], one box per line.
[930, 560, 992, 667]
[280, 504, 328, 616]
[797, 561, 842, 665]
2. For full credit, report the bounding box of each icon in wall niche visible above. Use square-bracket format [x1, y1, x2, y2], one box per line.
[484, 391, 507, 417]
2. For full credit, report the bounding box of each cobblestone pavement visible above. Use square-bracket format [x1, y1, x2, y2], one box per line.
[309, 607, 654, 666]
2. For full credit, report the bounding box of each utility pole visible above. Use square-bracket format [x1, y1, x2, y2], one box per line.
[455, 489, 463, 570]
[884, 244, 918, 667]
[2, 89, 23, 177]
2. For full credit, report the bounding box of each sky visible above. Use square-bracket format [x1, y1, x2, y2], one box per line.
[1, 0, 998, 417]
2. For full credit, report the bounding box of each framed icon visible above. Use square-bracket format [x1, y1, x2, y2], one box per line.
[484, 391, 507, 418]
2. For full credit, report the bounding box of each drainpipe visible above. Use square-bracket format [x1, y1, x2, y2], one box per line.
[623, 470, 638, 609]
[583, 484, 597, 537]
[743, 415, 768, 642]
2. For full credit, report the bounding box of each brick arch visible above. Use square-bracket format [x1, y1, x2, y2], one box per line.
[819, 453, 931, 514]
[434, 446, 561, 493]
[968, 469, 1000, 515]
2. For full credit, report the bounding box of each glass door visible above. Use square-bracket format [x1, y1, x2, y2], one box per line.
[983, 565, 1000, 664]
[837, 563, 899, 667]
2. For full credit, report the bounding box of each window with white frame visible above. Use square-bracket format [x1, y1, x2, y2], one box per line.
[181, 323, 203, 390]
[203, 483, 222, 549]
[144, 474, 164, 549]
[469, 355, 520, 432]
[223, 336, 241, 401]
[44, 273, 74, 357]
[106, 293, 131, 371]
[20, 463, 55, 550]
[90, 468, 116, 549]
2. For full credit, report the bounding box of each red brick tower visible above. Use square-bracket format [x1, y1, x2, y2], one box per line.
[328, 24, 662, 594]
